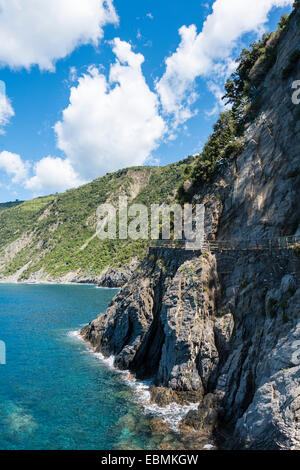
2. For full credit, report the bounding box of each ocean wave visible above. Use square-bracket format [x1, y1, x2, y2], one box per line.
[68, 329, 199, 430]
[95, 286, 119, 290]
[67, 330, 82, 339]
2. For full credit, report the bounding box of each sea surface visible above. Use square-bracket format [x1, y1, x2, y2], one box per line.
[0, 284, 206, 450]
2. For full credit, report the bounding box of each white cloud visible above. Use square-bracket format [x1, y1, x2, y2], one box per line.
[0, 84, 14, 133]
[25, 156, 85, 192]
[0, 151, 84, 194]
[69, 67, 78, 83]
[0, 0, 118, 70]
[156, 0, 293, 125]
[1, 39, 166, 193]
[0, 151, 29, 183]
[55, 39, 166, 180]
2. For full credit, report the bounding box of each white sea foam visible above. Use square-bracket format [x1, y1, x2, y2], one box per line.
[143, 401, 199, 430]
[94, 352, 116, 370]
[67, 330, 82, 340]
[95, 286, 119, 290]
[68, 329, 200, 430]
[203, 444, 215, 450]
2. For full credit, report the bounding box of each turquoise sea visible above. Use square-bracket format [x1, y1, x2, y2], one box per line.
[0, 284, 204, 450]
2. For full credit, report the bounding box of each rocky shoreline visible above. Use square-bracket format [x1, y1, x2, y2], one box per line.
[81, 247, 300, 450]
[80, 9, 300, 448]
[0, 262, 137, 288]
[78, 326, 218, 450]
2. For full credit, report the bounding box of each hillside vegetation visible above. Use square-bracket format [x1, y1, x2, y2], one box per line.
[81, 2, 300, 450]
[177, 6, 300, 202]
[0, 201, 24, 212]
[1, 5, 299, 283]
[0, 161, 189, 281]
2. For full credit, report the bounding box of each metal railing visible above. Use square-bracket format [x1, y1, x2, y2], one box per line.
[149, 235, 300, 252]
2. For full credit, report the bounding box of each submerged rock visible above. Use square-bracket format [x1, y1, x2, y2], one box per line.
[182, 393, 221, 434]
[150, 386, 202, 406]
[149, 417, 171, 435]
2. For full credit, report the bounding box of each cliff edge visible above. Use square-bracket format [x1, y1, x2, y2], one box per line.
[81, 6, 300, 450]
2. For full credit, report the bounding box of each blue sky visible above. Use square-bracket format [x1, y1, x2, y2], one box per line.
[0, 0, 294, 202]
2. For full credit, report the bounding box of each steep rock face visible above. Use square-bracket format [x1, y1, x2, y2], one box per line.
[82, 8, 300, 450]
[82, 249, 225, 400]
[232, 325, 300, 450]
[155, 252, 220, 394]
[82, 248, 299, 449]
[97, 258, 139, 288]
[213, 250, 300, 449]
[192, 9, 300, 243]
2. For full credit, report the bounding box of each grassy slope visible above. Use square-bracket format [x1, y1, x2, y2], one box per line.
[0, 161, 189, 280]
[4, 8, 297, 282]
[0, 201, 24, 212]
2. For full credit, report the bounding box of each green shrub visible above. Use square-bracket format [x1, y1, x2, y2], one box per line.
[176, 11, 295, 202]
[223, 140, 245, 159]
[223, 14, 292, 130]
[217, 310, 227, 318]
[278, 14, 290, 30]
[293, 244, 300, 256]
[177, 181, 191, 204]
[0, 164, 190, 279]
[240, 281, 249, 288]
[188, 111, 237, 188]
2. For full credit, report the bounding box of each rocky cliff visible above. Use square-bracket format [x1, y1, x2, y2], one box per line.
[82, 247, 299, 449]
[81, 7, 300, 450]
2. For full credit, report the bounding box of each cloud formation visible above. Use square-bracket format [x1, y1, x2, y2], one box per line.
[0, 0, 294, 197]
[0, 151, 29, 184]
[0, 0, 118, 70]
[0, 150, 84, 194]
[156, 0, 293, 125]
[0, 82, 14, 133]
[25, 156, 85, 192]
[55, 39, 166, 181]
